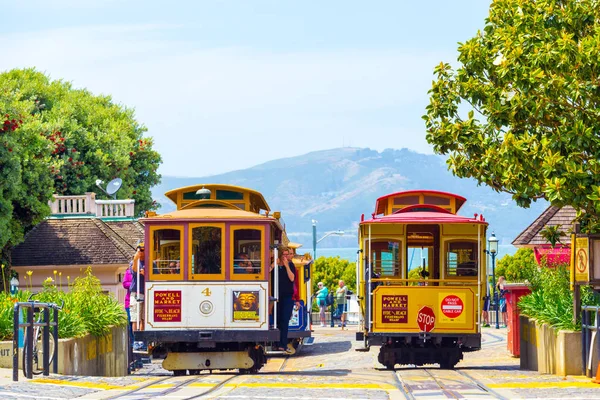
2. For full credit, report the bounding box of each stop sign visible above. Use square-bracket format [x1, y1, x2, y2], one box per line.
[417, 306, 436, 332]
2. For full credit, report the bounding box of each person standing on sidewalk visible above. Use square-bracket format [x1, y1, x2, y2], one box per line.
[497, 276, 508, 327]
[335, 280, 348, 329]
[315, 282, 329, 327]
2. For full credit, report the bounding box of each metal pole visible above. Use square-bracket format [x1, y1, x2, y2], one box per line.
[12, 304, 19, 382]
[330, 286, 335, 328]
[136, 258, 140, 332]
[368, 224, 372, 331]
[26, 307, 33, 379]
[273, 247, 279, 330]
[477, 225, 481, 329]
[595, 309, 600, 377]
[492, 253, 499, 329]
[582, 307, 588, 376]
[312, 222, 317, 262]
[53, 307, 58, 374]
[42, 308, 49, 376]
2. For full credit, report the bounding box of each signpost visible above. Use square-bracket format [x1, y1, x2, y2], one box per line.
[417, 306, 435, 332]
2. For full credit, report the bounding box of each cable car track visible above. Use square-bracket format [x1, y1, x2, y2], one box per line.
[105, 351, 293, 400]
[394, 368, 508, 400]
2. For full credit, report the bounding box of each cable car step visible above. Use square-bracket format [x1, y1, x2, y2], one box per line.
[355, 347, 370, 352]
[302, 337, 315, 345]
[265, 350, 291, 356]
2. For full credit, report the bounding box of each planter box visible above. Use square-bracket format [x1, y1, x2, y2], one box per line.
[0, 325, 128, 376]
[520, 316, 583, 376]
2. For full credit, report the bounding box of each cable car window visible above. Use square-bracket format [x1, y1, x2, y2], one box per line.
[216, 190, 244, 200]
[232, 229, 262, 275]
[446, 241, 478, 277]
[151, 228, 182, 275]
[369, 240, 401, 277]
[191, 226, 222, 275]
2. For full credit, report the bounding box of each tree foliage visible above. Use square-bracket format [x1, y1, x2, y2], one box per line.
[495, 248, 538, 283]
[424, 0, 600, 231]
[311, 256, 356, 296]
[0, 68, 161, 270]
[539, 224, 567, 247]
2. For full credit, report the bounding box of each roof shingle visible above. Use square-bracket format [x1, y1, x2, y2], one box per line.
[512, 206, 576, 246]
[11, 219, 144, 266]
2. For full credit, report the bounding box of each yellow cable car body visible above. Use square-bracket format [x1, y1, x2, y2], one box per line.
[356, 190, 488, 369]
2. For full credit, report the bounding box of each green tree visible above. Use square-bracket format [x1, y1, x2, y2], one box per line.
[539, 225, 567, 248]
[0, 69, 162, 274]
[495, 248, 538, 283]
[424, 0, 600, 231]
[311, 256, 356, 296]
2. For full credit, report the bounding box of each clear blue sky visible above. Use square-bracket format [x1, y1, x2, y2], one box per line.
[1, 1, 491, 176]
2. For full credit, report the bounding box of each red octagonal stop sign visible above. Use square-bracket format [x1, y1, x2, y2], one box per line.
[417, 306, 436, 332]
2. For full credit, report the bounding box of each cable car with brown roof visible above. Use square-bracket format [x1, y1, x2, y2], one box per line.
[356, 190, 488, 369]
[133, 184, 312, 374]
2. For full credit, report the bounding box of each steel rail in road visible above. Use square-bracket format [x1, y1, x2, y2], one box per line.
[103, 348, 294, 399]
[394, 368, 508, 400]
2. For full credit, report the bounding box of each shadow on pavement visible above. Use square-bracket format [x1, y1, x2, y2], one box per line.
[300, 339, 352, 356]
[260, 369, 352, 377]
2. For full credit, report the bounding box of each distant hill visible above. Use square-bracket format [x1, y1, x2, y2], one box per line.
[151, 147, 548, 254]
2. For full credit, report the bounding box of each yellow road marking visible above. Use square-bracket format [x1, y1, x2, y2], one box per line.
[489, 381, 600, 389]
[221, 382, 396, 390]
[30, 378, 140, 391]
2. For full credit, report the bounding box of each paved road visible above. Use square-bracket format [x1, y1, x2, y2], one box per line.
[0, 326, 599, 399]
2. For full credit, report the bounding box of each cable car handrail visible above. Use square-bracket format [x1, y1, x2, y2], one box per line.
[370, 278, 479, 284]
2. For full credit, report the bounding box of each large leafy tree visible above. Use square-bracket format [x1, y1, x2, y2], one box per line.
[495, 248, 538, 283]
[0, 68, 161, 272]
[424, 0, 600, 231]
[312, 256, 356, 295]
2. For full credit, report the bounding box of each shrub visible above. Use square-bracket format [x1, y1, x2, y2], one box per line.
[0, 267, 126, 340]
[495, 248, 538, 284]
[518, 263, 600, 331]
[311, 256, 356, 312]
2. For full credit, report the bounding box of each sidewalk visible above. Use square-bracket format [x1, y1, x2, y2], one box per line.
[456, 326, 600, 399]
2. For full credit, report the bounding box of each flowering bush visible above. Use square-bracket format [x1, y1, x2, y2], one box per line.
[0, 267, 126, 341]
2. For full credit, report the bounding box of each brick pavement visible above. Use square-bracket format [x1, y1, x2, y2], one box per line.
[0, 325, 599, 399]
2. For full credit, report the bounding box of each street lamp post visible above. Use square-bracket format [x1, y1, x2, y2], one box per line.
[311, 220, 344, 327]
[487, 232, 500, 329]
[312, 220, 317, 262]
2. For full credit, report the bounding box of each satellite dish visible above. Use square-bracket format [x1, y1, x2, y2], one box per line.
[106, 178, 123, 196]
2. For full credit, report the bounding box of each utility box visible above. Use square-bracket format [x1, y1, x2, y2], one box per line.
[505, 283, 531, 357]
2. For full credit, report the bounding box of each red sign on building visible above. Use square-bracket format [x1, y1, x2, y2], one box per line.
[154, 290, 182, 322]
[417, 306, 435, 332]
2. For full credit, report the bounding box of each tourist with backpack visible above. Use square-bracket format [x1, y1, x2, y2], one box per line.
[122, 264, 134, 345]
[315, 282, 329, 327]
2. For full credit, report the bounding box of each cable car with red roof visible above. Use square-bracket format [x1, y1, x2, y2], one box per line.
[133, 184, 312, 374]
[355, 190, 488, 369]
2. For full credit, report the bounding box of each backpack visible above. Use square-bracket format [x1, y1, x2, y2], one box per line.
[123, 266, 133, 290]
[326, 292, 334, 306]
[129, 276, 137, 293]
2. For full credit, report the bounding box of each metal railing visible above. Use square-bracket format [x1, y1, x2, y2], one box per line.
[12, 298, 62, 381]
[581, 306, 600, 377]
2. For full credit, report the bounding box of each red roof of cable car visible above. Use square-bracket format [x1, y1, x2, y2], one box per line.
[362, 205, 487, 225]
[374, 190, 467, 215]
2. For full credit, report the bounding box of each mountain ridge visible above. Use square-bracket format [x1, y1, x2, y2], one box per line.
[152, 147, 548, 252]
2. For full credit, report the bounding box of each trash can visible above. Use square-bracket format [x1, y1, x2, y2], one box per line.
[505, 283, 531, 357]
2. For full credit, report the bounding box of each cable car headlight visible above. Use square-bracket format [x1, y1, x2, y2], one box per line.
[200, 301, 214, 315]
